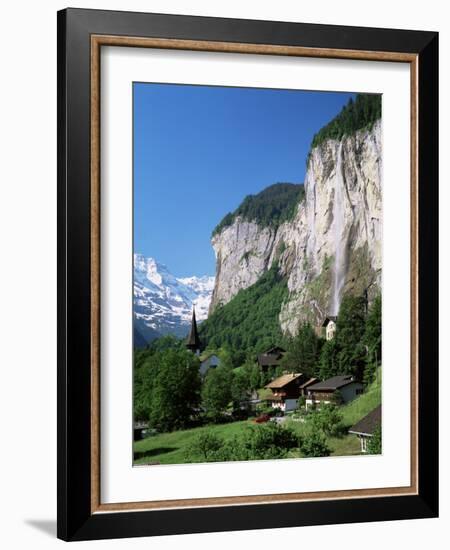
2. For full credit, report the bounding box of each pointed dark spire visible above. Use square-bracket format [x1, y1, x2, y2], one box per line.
[186, 307, 201, 353]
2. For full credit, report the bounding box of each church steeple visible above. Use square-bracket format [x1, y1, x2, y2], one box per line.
[186, 307, 201, 354]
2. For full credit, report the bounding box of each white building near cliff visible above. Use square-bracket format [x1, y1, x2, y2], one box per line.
[322, 316, 337, 340]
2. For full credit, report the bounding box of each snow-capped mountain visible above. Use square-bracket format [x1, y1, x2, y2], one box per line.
[134, 253, 215, 346]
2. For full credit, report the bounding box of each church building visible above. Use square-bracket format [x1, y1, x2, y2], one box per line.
[186, 307, 201, 355]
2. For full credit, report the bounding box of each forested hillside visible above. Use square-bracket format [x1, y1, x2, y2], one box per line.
[310, 93, 381, 151]
[212, 183, 304, 236]
[199, 265, 288, 361]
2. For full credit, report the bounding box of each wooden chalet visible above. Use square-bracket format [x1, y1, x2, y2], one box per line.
[306, 375, 364, 410]
[257, 346, 286, 372]
[265, 373, 317, 412]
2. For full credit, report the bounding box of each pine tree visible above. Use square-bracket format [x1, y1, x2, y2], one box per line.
[201, 365, 233, 422]
[148, 350, 201, 432]
[363, 294, 382, 384]
[281, 323, 320, 377]
[335, 295, 367, 378]
[319, 339, 338, 380]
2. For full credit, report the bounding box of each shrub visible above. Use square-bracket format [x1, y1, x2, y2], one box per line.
[187, 423, 300, 463]
[247, 423, 298, 459]
[331, 390, 343, 406]
[367, 426, 382, 454]
[298, 430, 331, 458]
[309, 404, 344, 437]
[184, 432, 224, 463]
[256, 402, 276, 416]
[297, 396, 307, 410]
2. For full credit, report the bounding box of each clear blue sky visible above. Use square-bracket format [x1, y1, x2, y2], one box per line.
[134, 83, 355, 278]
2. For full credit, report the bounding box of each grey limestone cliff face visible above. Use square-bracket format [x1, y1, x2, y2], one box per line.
[209, 120, 382, 334]
[209, 221, 277, 310]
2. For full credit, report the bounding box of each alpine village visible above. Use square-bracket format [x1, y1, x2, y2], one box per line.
[134, 94, 383, 465]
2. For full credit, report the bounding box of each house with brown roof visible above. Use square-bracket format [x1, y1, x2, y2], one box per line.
[265, 373, 317, 412]
[349, 405, 382, 453]
[306, 375, 364, 410]
[257, 346, 286, 372]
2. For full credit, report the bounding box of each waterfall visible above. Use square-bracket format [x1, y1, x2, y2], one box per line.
[306, 170, 317, 266]
[332, 142, 346, 316]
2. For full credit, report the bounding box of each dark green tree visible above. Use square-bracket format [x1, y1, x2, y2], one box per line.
[133, 350, 163, 422]
[201, 365, 233, 421]
[148, 349, 201, 432]
[281, 323, 320, 377]
[147, 334, 182, 353]
[363, 294, 382, 385]
[231, 369, 251, 411]
[242, 361, 263, 392]
[335, 294, 367, 378]
[366, 426, 382, 454]
[318, 338, 339, 380]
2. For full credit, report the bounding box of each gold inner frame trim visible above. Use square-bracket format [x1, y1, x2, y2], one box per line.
[90, 34, 419, 514]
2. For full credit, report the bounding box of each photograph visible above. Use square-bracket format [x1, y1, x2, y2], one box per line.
[52, 5, 439, 542]
[132, 83, 383, 466]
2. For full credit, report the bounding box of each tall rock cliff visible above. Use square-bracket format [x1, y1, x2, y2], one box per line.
[209, 120, 382, 335]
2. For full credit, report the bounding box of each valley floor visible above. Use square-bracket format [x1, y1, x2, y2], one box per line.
[133, 373, 381, 465]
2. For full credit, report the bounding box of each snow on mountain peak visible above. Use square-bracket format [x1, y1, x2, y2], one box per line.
[133, 253, 215, 345]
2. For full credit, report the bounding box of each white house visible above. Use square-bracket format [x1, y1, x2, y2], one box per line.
[306, 375, 364, 410]
[321, 316, 337, 341]
[199, 353, 221, 377]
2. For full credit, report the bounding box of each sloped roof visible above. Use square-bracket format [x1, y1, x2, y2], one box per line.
[299, 377, 318, 389]
[257, 346, 286, 367]
[186, 308, 201, 350]
[265, 373, 303, 389]
[258, 354, 283, 367]
[199, 351, 219, 362]
[349, 405, 382, 436]
[322, 316, 337, 327]
[307, 375, 358, 391]
[263, 346, 286, 355]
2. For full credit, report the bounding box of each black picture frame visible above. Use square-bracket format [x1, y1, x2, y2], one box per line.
[57, 7, 438, 542]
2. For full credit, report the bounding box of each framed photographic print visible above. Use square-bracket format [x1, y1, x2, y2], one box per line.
[57, 8, 438, 541]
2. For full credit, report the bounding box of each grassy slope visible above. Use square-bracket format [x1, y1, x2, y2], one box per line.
[340, 369, 381, 428]
[134, 370, 382, 465]
[134, 420, 251, 465]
